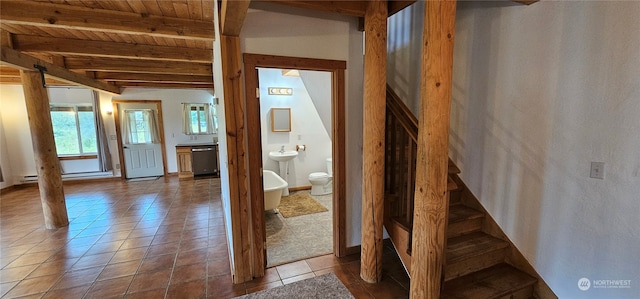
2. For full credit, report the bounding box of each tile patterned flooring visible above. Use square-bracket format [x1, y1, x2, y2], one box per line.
[0, 177, 409, 298]
[265, 191, 333, 266]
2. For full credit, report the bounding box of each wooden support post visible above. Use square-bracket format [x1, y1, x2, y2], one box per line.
[20, 70, 69, 229]
[220, 35, 252, 283]
[360, 0, 387, 284]
[409, 1, 457, 298]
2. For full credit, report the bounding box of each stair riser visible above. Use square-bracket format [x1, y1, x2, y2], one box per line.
[496, 285, 534, 299]
[450, 190, 462, 205]
[447, 218, 483, 237]
[445, 248, 506, 281]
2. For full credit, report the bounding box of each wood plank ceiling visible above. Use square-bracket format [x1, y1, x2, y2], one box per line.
[0, 0, 535, 92]
[0, 0, 215, 90]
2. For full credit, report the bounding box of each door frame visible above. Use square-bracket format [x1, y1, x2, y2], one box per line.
[112, 100, 168, 179]
[243, 53, 347, 276]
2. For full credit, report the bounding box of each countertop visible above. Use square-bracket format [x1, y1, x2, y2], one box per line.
[175, 142, 218, 147]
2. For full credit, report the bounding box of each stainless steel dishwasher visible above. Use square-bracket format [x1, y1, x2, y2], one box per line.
[191, 145, 218, 176]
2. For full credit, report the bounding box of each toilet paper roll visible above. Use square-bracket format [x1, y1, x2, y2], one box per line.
[296, 145, 306, 151]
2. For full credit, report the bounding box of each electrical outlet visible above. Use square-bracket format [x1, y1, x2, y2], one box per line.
[590, 162, 605, 179]
[115, 163, 120, 170]
[110, 135, 116, 140]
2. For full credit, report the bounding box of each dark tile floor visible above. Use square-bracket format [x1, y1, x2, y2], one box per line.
[0, 177, 409, 298]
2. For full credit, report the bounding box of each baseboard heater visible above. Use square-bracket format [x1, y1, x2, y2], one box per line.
[21, 172, 113, 183]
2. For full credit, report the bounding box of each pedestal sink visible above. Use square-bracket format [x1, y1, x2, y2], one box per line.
[268, 151, 298, 196]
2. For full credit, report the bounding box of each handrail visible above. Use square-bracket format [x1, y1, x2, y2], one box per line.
[384, 84, 459, 241]
[386, 85, 417, 142]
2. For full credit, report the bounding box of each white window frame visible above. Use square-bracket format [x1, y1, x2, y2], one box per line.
[50, 104, 98, 156]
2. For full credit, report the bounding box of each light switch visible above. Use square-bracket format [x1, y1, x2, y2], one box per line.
[590, 162, 605, 179]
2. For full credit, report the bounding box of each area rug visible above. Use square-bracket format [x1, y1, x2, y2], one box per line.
[278, 192, 328, 218]
[234, 273, 354, 299]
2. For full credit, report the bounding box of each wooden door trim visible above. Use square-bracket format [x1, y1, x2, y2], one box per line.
[243, 53, 348, 278]
[112, 99, 168, 179]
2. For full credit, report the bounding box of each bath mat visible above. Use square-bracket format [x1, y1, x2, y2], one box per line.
[278, 192, 328, 218]
[234, 273, 354, 299]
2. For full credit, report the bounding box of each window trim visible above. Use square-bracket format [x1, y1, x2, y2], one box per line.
[189, 104, 208, 135]
[58, 155, 98, 161]
[50, 104, 98, 157]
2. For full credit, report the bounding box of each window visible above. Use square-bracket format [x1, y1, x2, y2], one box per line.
[190, 105, 208, 134]
[182, 103, 217, 135]
[50, 105, 97, 156]
[122, 109, 160, 144]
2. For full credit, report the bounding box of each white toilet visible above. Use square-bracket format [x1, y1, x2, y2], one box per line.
[308, 158, 333, 196]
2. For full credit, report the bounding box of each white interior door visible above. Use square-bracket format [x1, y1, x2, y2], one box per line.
[123, 143, 163, 178]
[118, 104, 164, 179]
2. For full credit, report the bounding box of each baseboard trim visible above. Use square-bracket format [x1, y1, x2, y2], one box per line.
[345, 245, 361, 256]
[289, 185, 312, 192]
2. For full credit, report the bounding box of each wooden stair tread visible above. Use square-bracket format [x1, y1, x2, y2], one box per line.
[448, 158, 461, 174]
[447, 232, 509, 264]
[441, 263, 537, 299]
[447, 175, 459, 191]
[448, 204, 484, 224]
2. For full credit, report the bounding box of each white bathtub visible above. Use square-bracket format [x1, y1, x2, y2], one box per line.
[263, 170, 288, 211]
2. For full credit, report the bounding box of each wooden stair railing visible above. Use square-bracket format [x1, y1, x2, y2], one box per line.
[384, 87, 417, 230]
[383, 85, 458, 268]
[383, 85, 548, 298]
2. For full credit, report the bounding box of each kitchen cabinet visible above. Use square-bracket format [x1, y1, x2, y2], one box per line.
[176, 146, 193, 179]
[176, 143, 219, 179]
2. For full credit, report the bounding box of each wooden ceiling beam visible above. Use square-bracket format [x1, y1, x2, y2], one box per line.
[114, 82, 213, 89]
[388, 1, 417, 16]
[95, 72, 212, 84]
[256, 1, 421, 18]
[221, 0, 251, 36]
[63, 57, 212, 75]
[11, 35, 212, 63]
[0, 47, 120, 94]
[0, 76, 67, 85]
[0, 67, 20, 77]
[259, 0, 367, 17]
[0, 0, 214, 41]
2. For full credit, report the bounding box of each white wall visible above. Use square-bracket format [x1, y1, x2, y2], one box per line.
[300, 70, 332, 138]
[0, 87, 105, 180]
[258, 68, 332, 187]
[212, 0, 235, 274]
[105, 88, 216, 174]
[387, 1, 424, 118]
[0, 108, 14, 189]
[0, 85, 34, 184]
[449, 2, 639, 298]
[0, 84, 216, 185]
[241, 2, 365, 246]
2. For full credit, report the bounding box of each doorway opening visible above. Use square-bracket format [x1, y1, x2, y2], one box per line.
[257, 67, 333, 266]
[112, 100, 168, 180]
[243, 54, 347, 276]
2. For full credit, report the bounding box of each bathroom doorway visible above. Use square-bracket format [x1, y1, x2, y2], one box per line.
[258, 67, 333, 266]
[243, 54, 347, 273]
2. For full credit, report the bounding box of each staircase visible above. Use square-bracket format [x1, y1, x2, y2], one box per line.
[383, 86, 543, 298]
